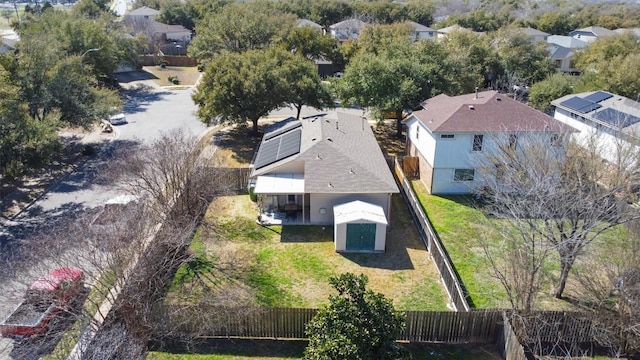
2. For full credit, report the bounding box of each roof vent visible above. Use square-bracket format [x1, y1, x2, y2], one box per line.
[327, 138, 333, 142]
[316, 153, 322, 160]
[349, 168, 355, 174]
[496, 97, 502, 101]
[469, 105, 475, 110]
[328, 182, 333, 188]
[312, 137, 316, 141]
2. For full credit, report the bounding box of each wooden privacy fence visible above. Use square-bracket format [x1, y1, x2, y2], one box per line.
[161, 306, 502, 343]
[403, 310, 501, 343]
[497, 312, 528, 360]
[387, 156, 471, 312]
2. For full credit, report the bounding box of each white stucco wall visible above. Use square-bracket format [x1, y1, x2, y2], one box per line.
[405, 117, 436, 165]
[308, 193, 391, 225]
[554, 108, 632, 164]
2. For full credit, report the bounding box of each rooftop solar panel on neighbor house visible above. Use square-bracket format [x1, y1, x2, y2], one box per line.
[593, 108, 640, 128]
[264, 121, 302, 141]
[559, 96, 602, 113]
[584, 91, 613, 103]
[254, 128, 302, 169]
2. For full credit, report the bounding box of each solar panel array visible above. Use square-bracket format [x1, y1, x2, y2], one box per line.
[593, 108, 640, 128]
[254, 128, 302, 169]
[559, 96, 602, 113]
[584, 91, 613, 103]
[264, 121, 301, 141]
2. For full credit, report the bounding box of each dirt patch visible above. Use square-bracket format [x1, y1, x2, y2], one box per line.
[372, 120, 406, 157]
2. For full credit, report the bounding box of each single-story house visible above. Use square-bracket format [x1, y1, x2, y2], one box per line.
[403, 90, 574, 194]
[518, 27, 550, 42]
[329, 18, 368, 41]
[569, 26, 615, 43]
[551, 91, 640, 164]
[408, 21, 436, 40]
[250, 113, 399, 250]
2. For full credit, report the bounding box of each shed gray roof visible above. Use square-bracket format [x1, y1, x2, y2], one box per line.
[547, 44, 572, 60]
[252, 113, 398, 194]
[547, 35, 588, 49]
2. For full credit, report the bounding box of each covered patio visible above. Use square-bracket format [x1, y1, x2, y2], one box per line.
[253, 173, 309, 225]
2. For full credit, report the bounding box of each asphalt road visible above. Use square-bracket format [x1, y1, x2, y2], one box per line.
[0, 85, 208, 359]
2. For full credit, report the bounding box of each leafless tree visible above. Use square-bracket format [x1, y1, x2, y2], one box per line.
[474, 130, 640, 301]
[1, 129, 248, 358]
[574, 219, 640, 358]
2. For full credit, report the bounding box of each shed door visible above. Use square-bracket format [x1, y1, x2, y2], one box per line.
[346, 223, 376, 251]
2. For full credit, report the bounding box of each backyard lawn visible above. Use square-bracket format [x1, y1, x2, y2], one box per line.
[142, 65, 202, 87]
[168, 192, 449, 310]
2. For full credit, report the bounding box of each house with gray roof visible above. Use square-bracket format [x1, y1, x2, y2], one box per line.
[403, 90, 574, 194]
[546, 35, 588, 74]
[250, 113, 398, 241]
[569, 26, 616, 43]
[297, 19, 324, 32]
[518, 27, 549, 42]
[329, 18, 369, 41]
[552, 91, 640, 164]
[407, 21, 436, 40]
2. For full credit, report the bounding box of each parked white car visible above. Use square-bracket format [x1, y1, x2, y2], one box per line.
[108, 113, 127, 125]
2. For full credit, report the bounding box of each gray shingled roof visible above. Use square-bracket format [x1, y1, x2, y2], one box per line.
[329, 18, 368, 30]
[408, 21, 435, 32]
[407, 90, 574, 133]
[570, 26, 615, 37]
[127, 6, 160, 16]
[252, 113, 398, 194]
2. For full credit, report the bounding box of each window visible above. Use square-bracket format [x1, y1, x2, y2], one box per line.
[508, 134, 518, 149]
[472, 134, 483, 151]
[416, 125, 420, 139]
[287, 195, 296, 203]
[440, 134, 455, 139]
[454, 169, 475, 181]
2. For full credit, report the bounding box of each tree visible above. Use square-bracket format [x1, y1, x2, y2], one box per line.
[337, 36, 451, 137]
[528, 73, 577, 113]
[284, 25, 342, 64]
[194, 47, 324, 133]
[475, 132, 640, 299]
[490, 28, 555, 88]
[573, 33, 640, 99]
[309, 0, 352, 29]
[440, 29, 497, 93]
[575, 222, 640, 358]
[281, 53, 334, 119]
[0, 66, 59, 180]
[405, 0, 435, 26]
[304, 273, 410, 360]
[188, 2, 296, 60]
[157, 0, 195, 30]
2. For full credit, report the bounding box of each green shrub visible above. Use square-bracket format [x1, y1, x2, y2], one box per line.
[168, 75, 180, 85]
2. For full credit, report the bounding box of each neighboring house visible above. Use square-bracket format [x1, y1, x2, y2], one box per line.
[250, 113, 399, 251]
[552, 91, 640, 164]
[403, 90, 574, 194]
[569, 26, 615, 43]
[0, 29, 18, 54]
[436, 24, 477, 39]
[547, 44, 579, 74]
[407, 21, 436, 40]
[123, 6, 159, 24]
[614, 28, 640, 37]
[518, 27, 550, 42]
[546, 35, 588, 74]
[151, 21, 191, 42]
[329, 18, 368, 41]
[298, 19, 324, 33]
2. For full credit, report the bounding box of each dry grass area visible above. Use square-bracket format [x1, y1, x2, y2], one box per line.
[142, 66, 202, 87]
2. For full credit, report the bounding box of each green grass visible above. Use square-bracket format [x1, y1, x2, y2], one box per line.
[146, 341, 503, 360]
[167, 194, 449, 311]
[412, 182, 505, 309]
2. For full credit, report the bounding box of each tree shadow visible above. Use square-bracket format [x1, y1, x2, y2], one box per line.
[113, 70, 159, 83]
[280, 225, 333, 243]
[339, 237, 415, 271]
[211, 125, 262, 165]
[121, 86, 174, 115]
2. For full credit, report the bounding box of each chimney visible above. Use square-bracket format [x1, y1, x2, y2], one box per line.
[474, 87, 478, 99]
